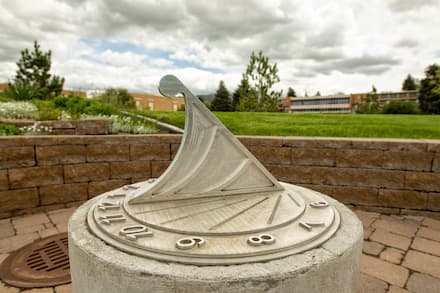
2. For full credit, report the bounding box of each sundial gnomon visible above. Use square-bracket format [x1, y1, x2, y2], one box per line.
[88, 75, 340, 265]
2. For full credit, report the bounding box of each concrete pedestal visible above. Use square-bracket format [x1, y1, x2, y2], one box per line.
[69, 193, 362, 293]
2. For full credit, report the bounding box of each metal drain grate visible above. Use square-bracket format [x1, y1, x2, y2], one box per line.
[0, 233, 71, 288]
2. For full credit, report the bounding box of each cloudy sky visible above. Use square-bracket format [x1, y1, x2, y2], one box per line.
[0, 0, 439, 96]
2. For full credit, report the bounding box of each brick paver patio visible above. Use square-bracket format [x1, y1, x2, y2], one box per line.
[0, 207, 439, 292]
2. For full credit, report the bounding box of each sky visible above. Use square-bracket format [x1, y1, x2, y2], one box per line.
[0, 0, 439, 96]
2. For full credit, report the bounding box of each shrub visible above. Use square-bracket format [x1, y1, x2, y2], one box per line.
[20, 122, 53, 135]
[3, 81, 37, 101]
[381, 101, 419, 114]
[53, 96, 68, 108]
[0, 124, 21, 135]
[0, 101, 39, 119]
[33, 99, 61, 120]
[95, 88, 135, 109]
[58, 95, 118, 118]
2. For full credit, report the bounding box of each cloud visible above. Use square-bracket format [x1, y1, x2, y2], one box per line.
[0, 0, 439, 96]
[387, 0, 439, 12]
[394, 38, 419, 48]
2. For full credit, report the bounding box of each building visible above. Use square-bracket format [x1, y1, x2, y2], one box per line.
[131, 92, 185, 112]
[0, 83, 7, 93]
[278, 97, 291, 112]
[289, 94, 352, 113]
[284, 90, 419, 113]
[61, 89, 87, 97]
[377, 90, 418, 104]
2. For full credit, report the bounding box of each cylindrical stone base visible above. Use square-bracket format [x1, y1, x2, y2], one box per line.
[69, 194, 362, 293]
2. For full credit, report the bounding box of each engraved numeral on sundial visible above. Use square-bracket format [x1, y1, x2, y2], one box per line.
[98, 202, 120, 211]
[176, 237, 206, 250]
[123, 185, 139, 190]
[107, 193, 126, 199]
[310, 201, 329, 208]
[247, 234, 276, 246]
[299, 221, 325, 231]
[119, 225, 153, 240]
[99, 214, 126, 225]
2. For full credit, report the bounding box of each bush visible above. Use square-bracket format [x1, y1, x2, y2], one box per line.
[95, 88, 135, 109]
[381, 101, 419, 114]
[0, 124, 21, 135]
[54, 95, 118, 118]
[33, 99, 60, 120]
[0, 101, 39, 119]
[53, 96, 68, 108]
[3, 81, 37, 101]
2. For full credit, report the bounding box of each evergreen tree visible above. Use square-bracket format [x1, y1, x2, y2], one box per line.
[238, 51, 282, 112]
[418, 64, 440, 114]
[287, 87, 296, 97]
[10, 41, 64, 100]
[211, 81, 232, 111]
[315, 91, 321, 96]
[402, 74, 419, 91]
[232, 78, 250, 111]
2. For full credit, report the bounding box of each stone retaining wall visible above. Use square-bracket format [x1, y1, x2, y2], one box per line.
[1, 119, 111, 135]
[0, 135, 439, 219]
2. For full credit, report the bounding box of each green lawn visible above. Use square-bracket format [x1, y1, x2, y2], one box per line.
[138, 110, 440, 139]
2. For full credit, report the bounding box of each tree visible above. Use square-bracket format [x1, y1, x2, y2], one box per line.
[96, 88, 135, 109]
[232, 78, 250, 111]
[287, 87, 296, 97]
[237, 51, 282, 112]
[402, 74, 419, 91]
[418, 64, 440, 114]
[356, 85, 380, 114]
[315, 91, 321, 96]
[211, 81, 232, 111]
[9, 41, 64, 100]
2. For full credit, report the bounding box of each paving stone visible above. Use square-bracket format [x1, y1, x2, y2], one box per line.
[355, 210, 380, 227]
[387, 285, 410, 293]
[402, 215, 424, 223]
[48, 208, 76, 225]
[56, 223, 68, 233]
[402, 250, 440, 278]
[12, 213, 50, 229]
[363, 241, 385, 256]
[38, 227, 59, 238]
[417, 226, 440, 242]
[0, 281, 19, 292]
[364, 227, 374, 240]
[54, 283, 72, 293]
[15, 224, 46, 235]
[361, 254, 409, 287]
[372, 217, 419, 237]
[0, 253, 9, 264]
[356, 273, 388, 293]
[0, 222, 15, 240]
[380, 247, 405, 265]
[406, 272, 440, 293]
[0, 232, 39, 254]
[411, 237, 440, 257]
[423, 217, 440, 230]
[370, 228, 411, 251]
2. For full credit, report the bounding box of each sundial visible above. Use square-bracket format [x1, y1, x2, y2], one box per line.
[88, 75, 340, 265]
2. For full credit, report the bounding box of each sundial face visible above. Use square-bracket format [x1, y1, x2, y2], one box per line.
[88, 75, 340, 265]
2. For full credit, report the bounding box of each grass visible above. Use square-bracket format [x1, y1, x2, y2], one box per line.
[138, 110, 440, 139]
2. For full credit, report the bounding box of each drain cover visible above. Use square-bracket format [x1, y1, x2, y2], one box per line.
[0, 233, 71, 288]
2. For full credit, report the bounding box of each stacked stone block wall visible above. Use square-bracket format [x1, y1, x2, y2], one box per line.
[0, 135, 439, 219]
